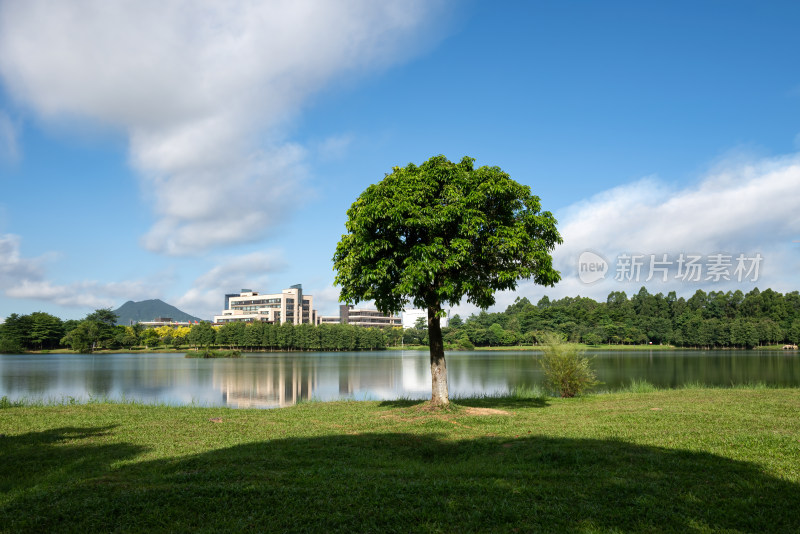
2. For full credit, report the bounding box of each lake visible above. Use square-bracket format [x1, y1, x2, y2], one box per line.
[1, 350, 799, 408]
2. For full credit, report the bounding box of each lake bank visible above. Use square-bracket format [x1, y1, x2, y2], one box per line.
[2, 388, 798, 532]
[390, 343, 797, 351]
[16, 342, 798, 355]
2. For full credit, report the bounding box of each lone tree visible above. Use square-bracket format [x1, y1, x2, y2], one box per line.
[333, 155, 562, 406]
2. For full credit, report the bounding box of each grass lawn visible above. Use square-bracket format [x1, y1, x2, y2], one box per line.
[2, 389, 799, 533]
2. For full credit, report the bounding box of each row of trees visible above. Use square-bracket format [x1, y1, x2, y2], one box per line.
[0, 309, 121, 353]
[0, 310, 390, 353]
[195, 321, 389, 351]
[436, 287, 800, 349]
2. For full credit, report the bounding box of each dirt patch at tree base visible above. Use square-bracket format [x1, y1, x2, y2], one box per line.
[462, 407, 511, 416]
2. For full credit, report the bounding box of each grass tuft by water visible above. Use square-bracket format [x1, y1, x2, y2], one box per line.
[620, 378, 659, 394]
[510, 384, 548, 400]
[0, 396, 25, 409]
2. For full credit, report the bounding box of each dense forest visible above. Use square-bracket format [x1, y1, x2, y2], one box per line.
[2, 286, 800, 353]
[407, 287, 800, 349]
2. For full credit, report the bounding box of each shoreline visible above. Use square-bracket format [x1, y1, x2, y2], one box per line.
[10, 342, 798, 355]
[388, 343, 796, 352]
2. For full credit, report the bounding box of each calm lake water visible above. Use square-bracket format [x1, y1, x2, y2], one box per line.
[1, 350, 799, 409]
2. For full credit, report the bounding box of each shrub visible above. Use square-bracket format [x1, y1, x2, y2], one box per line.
[186, 349, 242, 359]
[538, 333, 599, 398]
[0, 336, 23, 354]
[457, 337, 475, 351]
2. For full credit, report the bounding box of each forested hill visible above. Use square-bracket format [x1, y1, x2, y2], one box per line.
[113, 299, 203, 325]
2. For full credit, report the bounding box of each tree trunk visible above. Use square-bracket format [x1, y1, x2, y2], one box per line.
[428, 305, 449, 406]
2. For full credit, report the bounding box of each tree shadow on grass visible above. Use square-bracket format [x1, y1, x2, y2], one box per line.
[378, 399, 428, 408]
[379, 397, 549, 410]
[1, 430, 798, 533]
[453, 396, 550, 410]
[0, 426, 145, 496]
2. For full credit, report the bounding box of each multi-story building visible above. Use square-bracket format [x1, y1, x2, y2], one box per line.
[318, 305, 402, 328]
[213, 285, 317, 325]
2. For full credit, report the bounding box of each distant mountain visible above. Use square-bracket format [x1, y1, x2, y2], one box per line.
[113, 299, 203, 325]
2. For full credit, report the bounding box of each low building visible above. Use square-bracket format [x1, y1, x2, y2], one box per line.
[402, 309, 449, 329]
[318, 305, 402, 328]
[138, 317, 196, 328]
[213, 285, 318, 325]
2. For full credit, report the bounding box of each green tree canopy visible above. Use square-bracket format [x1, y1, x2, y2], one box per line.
[333, 155, 562, 405]
[86, 308, 118, 327]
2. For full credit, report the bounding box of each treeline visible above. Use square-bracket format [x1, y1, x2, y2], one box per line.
[432, 287, 800, 349]
[4, 286, 800, 353]
[0, 310, 390, 353]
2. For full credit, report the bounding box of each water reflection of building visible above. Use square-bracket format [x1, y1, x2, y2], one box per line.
[402, 355, 429, 392]
[213, 360, 318, 408]
[335, 354, 404, 399]
[211, 354, 409, 407]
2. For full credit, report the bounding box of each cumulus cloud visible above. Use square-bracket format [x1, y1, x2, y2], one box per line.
[0, 0, 445, 255]
[1, 233, 166, 309]
[310, 284, 346, 316]
[175, 251, 288, 318]
[6, 279, 162, 309]
[443, 152, 800, 317]
[0, 234, 43, 287]
[509, 152, 800, 304]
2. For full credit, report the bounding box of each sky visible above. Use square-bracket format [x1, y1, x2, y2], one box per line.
[0, 0, 799, 322]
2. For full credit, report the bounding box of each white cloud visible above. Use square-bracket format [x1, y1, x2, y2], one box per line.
[175, 251, 287, 318]
[309, 284, 345, 316]
[194, 251, 287, 290]
[0, 111, 19, 163]
[522, 152, 800, 303]
[0, 234, 43, 287]
[444, 152, 800, 317]
[1, 233, 166, 309]
[0, 0, 445, 255]
[6, 279, 161, 309]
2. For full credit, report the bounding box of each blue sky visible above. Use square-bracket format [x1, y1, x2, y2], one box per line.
[1, 0, 799, 321]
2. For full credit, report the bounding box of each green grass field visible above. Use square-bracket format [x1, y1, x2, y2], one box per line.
[2, 388, 799, 532]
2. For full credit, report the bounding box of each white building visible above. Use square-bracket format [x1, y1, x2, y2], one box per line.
[138, 318, 196, 328]
[213, 285, 317, 325]
[402, 309, 449, 329]
[318, 305, 402, 328]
